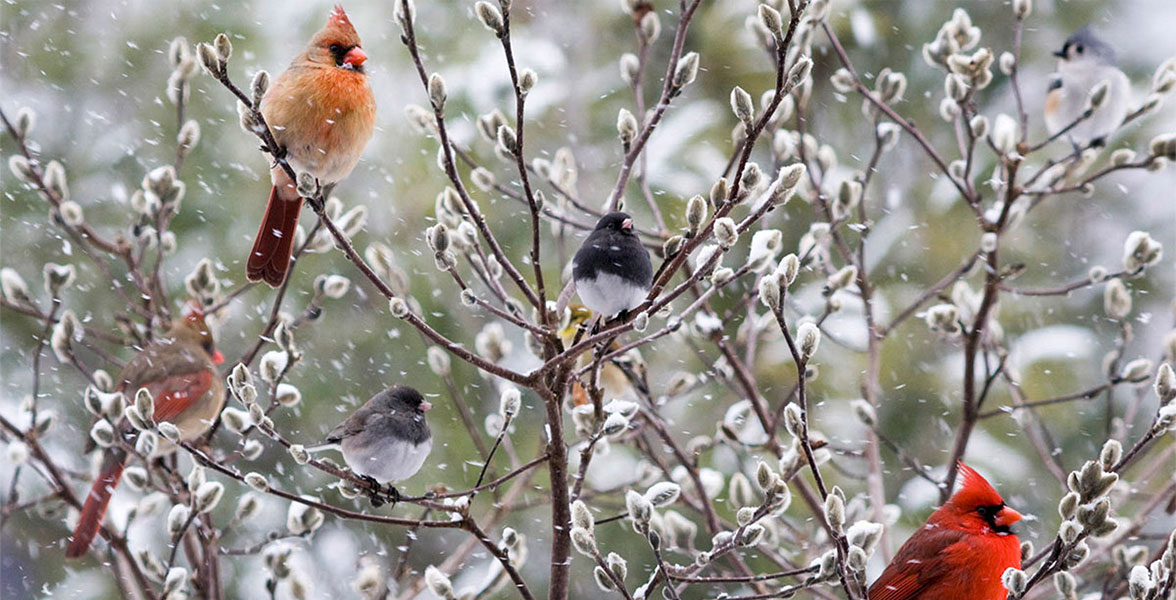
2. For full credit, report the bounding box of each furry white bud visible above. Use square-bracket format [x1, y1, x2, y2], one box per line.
[388, 297, 410, 318]
[673, 52, 700, 88]
[167, 503, 191, 537]
[499, 386, 521, 418]
[1104, 279, 1132, 319]
[427, 73, 447, 110]
[1121, 358, 1152, 383]
[1123, 231, 1163, 272]
[730, 86, 754, 124]
[1087, 81, 1110, 111]
[713, 217, 738, 248]
[475, 1, 505, 36]
[992, 114, 1018, 154]
[758, 4, 784, 39]
[626, 489, 652, 527]
[1002, 568, 1027, 595]
[289, 444, 310, 465]
[424, 566, 455, 599]
[43, 263, 76, 296]
[195, 481, 224, 513]
[1013, 0, 1032, 18]
[798, 322, 821, 361]
[645, 482, 681, 507]
[1155, 363, 1176, 402]
[616, 108, 638, 145]
[245, 472, 269, 492]
[1, 268, 31, 305]
[824, 493, 845, 534]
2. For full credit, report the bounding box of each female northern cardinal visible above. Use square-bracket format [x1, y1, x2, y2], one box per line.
[247, 5, 376, 286]
[869, 463, 1023, 600]
[66, 304, 225, 558]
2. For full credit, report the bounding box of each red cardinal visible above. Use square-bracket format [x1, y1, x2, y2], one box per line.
[247, 5, 376, 286]
[869, 463, 1023, 600]
[66, 304, 225, 558]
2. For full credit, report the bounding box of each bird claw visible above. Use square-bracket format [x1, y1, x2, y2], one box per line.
[360, 476, 386, 507]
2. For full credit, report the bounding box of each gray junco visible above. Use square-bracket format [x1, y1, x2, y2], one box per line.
[570, 212, 653, 321]
[313, 385, 432, 506]
[1044, 26, 1131, 147]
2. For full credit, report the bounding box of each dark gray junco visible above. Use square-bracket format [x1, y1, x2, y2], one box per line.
[571, 212, 653, 320]
[1045, 27, 1130, 146]
[314, 385, 432, 506]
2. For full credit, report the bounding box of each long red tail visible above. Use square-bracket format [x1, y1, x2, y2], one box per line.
[246, 184, 302, 287]
[66, 458, 125, 558]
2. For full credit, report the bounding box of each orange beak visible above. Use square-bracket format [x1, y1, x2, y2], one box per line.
[212, 350, 225, 365]
[343, 47, 367, 67]
[995, 505, 1023, 527]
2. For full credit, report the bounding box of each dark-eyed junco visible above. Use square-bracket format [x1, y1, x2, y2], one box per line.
[314, 386, 432, 506]
[1045, 27, 1130, 147]
[570, 212, 653, 321]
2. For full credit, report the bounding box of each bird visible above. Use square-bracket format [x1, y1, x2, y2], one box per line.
[247, 5, 377, 287]
[570, 212, 653, 323]
[66, 303, 226, 558]
[560, 304, 647, 406]
[1044, 26, 1131, 148]
[868, 463, 1023, 600]
[312, 386, 433, 507]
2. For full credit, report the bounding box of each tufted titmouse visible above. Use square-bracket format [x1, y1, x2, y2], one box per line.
[1044, 26, 1131, 147]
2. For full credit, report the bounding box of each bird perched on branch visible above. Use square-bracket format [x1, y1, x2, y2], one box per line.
[248, 5, 376, 286]
[568, 212, 653, 323]
[1044, 26, 1131, 148]
[66, 303, 225, 558]
[869, 463, 1023, 600]
[311, 386, 432, 507]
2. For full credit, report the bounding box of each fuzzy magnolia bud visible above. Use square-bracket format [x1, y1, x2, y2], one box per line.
[427, 73, 447, 110]
[673, 52, 700, 88]
[616, 108, 638, 146]
[824, 492, 846, 534]
[797, 322, 821, 361]
[992, 114, 1018, 154]
[626, 489, 652, 527]
[713, 217, 738, 248]
[571, 526, 597, 556]
[1155, 363, 1176, 402]
[1104, 279, 1132, 319]
[194, 481, 224, 513]
[245, 472, 269, 492]
[424, 566, 455, 599]
[1122, 231, 1163, 272]
[645, 482, 681, 507]
[475, 1, 505, 36]
[771, 163, 806, 204]
[499, 386, 521, 418]
[1121, 358, 1153, 383]
[1002, 568, 1027, 596]
[758, 4, 784, 39]
[730, 86, 754, 124]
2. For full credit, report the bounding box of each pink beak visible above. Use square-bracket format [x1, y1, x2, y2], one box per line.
[621, 218, 633, 232]
[344, 47, 367, 67]
[419, 401, 433, 412]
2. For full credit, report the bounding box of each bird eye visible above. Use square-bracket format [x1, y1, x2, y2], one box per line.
[1076, 45, 1084, 54]
[330, 44, 343, 54]
[202, 339, 215, 355]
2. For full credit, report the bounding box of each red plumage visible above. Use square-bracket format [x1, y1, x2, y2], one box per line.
[246, 5, 375, 286]
[869, 463, 1023, 600]
[66, 306, 225, 558]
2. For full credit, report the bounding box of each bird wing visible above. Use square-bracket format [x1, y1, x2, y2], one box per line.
[324, 406, 382, 444]
[869, 526, 968, 600]
[143, 370, 215, 423]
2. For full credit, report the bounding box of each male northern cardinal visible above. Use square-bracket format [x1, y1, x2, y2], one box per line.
[66, 304, 225, 558]
[309, 386, 432, 506]
[869, 463, 1023, 600]
[247, 5, 376, 286]
[571, 212, 653, 319]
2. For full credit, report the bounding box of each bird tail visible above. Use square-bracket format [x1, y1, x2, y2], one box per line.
[303, 442, 339, 453]
[247, 184, 302, 287]
[66, 453, 125, 558]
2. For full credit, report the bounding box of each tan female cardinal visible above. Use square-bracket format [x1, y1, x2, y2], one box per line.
[247, 5, 376, 286]
[869, 463, 1023, 600]
[66, 304, 225, 558]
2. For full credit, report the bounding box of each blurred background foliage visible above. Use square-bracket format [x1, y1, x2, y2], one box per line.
[2, 0, 1174, 598]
